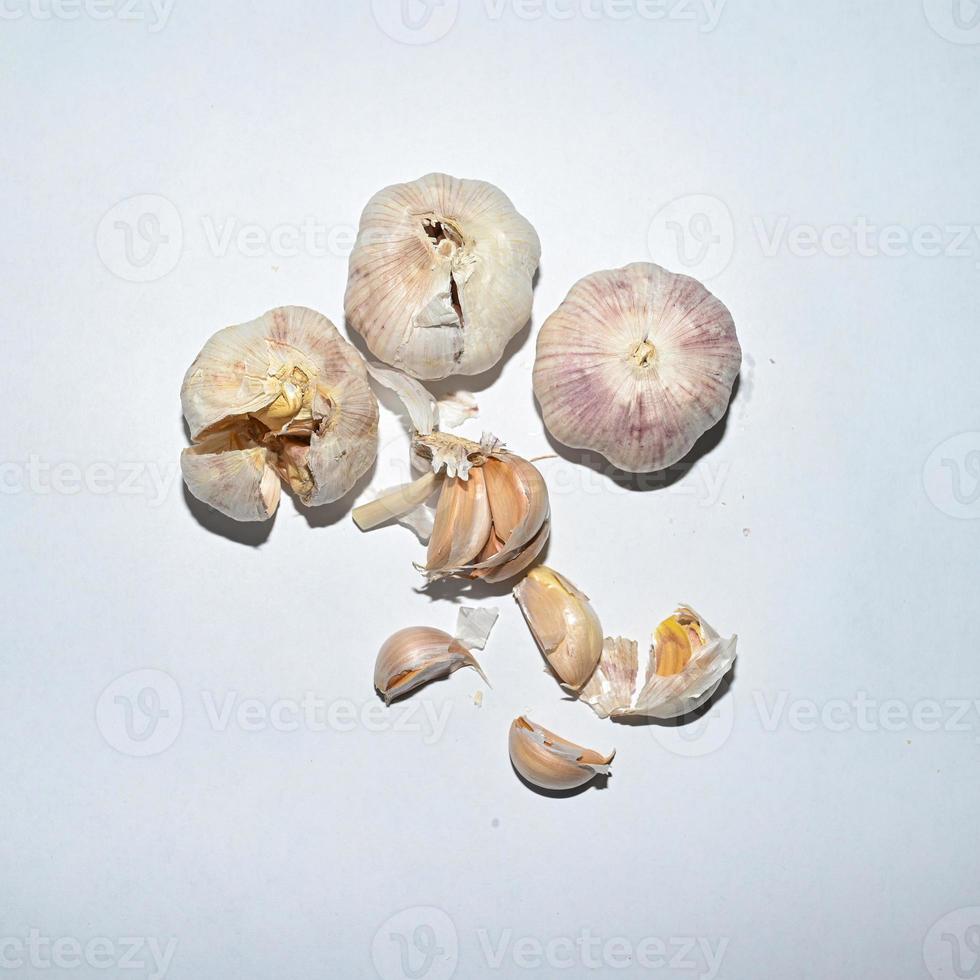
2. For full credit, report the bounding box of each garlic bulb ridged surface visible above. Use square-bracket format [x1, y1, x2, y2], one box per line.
[579, 606, 737, 720]
[533, 262, 741, 472]
[513, 567, 603, 690]
[509, 716, 614, 791]
[181, 306, 378, 521]
[345, 173, 541, 380]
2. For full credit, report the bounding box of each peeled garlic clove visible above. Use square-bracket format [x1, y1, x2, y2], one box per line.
[345, 173, 541, 380]
[508, 716, 614, 791]
[514, 567, 603, 690]
[374, 606, 498, 704]
[533, 262, 741, 473]
[181, 307, 379, 519]
[579, 607, 737, 720]
[180, 446, 280, 522]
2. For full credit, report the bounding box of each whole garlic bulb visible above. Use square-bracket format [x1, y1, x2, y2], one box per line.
[345, 173, 541, 380]
[181, 306, 379, 521]
[533, 262, 741, 472]
[509, 716, 614, 792]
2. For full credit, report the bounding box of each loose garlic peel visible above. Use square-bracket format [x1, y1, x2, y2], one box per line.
[374, 606, 498, 704]
[508, 716, 614, 792]
[579, 606, 737, 720]
[345, 173, 541, 380]
[533, 262, 741, 473]
[513, 567, 603, 690]
[180, 307, 379, 521]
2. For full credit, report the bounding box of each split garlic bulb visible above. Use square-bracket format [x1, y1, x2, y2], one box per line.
[509, 716, 614, 792]
[579, 606, 737, 720]
[354, 431, 550, 583]
[513, 567, 603, 690]
[345, 173, 541, 380]
[533, 262, 741, 472]
[374, 606, 498, 704]
[181, 306, 379, 521]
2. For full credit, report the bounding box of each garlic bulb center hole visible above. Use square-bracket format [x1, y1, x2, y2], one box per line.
[422, 217, 464, 252]
[629, 339, 657, 367]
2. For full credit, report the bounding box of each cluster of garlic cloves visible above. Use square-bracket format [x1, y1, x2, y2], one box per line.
[508, 716, 614, 792]
[345, 173, 541, 380]
[375, 606, 498, 703]
[579, 606, 737, 720]
[533, 262, 741, 473]
[180, 306, 379, 521]
[352, 369, 550, 583]
[513, 567, 603, 690]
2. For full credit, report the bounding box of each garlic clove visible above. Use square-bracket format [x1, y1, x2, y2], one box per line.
[180, 445, 280, 522]
[426, 466, 493, 572]
[513, 567, 603, 690]
[181, 307, 379, 519]
[533, 262, 741, 473]
[374, 606, 498, 703]
[508, 716, 614, 791]
[579, 607, 737, 720]
[345, 173, 541, 380]
[479, 518, 550, 584]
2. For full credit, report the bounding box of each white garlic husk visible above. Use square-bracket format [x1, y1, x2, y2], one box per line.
[533, 262, 741, 473]
[579, 606, 737, 720]
[345, 173, 541, 380]
[513, 567, 603, 690]
[181, 306, 379, 521]
[374, 606, 498, 704]
[509, 716, 614, 792]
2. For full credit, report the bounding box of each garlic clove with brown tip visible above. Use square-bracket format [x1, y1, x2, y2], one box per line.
[508, 716, 614, 791]
[374, 606, 498, 704]
[514, 567, 604, 690]
[533, 262, 741, 473]
[180, 306, 379, 521]
[345, 173, 541, 380]
[579, 606, 737, 720]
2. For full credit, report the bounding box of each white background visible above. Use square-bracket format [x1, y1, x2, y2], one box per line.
[1, 1, 979, 978]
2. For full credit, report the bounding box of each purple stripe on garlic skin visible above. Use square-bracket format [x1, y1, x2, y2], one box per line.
[533, 262, 741, 473]
[345, 173, 541, 381]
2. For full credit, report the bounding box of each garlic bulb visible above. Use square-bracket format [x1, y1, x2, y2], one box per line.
[375, 606, 498, 704]
[579, 606, 737, 720]
[354, 430, 550, 584]
[509, 716, 614, 791]
[345, 173, 541, 380]
[533, 262, 741, 472]
[513, 567, 603, 690]
[181, 306, 378, 521]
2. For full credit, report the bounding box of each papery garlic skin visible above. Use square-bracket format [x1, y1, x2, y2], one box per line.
[181, 306, 378, 521]
[514, 567, 603, 690]
[508, 716, 613, 792]
[345, 173, 541, 380]
[579, 606, 737, 720]
[533, 262, 741, 473]
[374, 607, 498, 704]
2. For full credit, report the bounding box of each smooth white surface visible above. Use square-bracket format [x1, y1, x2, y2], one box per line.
[2, 2, 978, 978]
